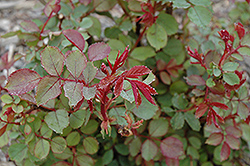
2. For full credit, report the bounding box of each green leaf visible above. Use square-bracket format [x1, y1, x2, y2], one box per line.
[75, 154, 94, 166]
[222, 62, 239, 72]
[188, 6, 212, 28]
[170, 80, 188, 94]
[241, 32, 250, 46]
[132, 96, 158, 120]
[141, 139, 158, 161]
[66, 131, 80, 146]
[40, 123, 53, 138]
[163, 38, 183, 56]
[156, 12, 178, 35]
[35, 76, 61, 106]
[238, 46, 250, 56]
[105, 27, 122, 39]
[83, 137, 99, 155]
[40, 46, 64, 76]
[171, 112, 185, 130]
[34, 139, 50, 159]
[149, 118, 169, 137]
[189, 0, 211, 6]
[65, 50, 87, 78]
[184, 112, 201, 131]
[115, 144, 129, 156]
[213, 68, 221, 77]
[63, 81, 83, 106]
[1, 94, 13, 104]
[109, 107, 128, 126]
[53, 147, 73, 160]
[8, 143, 28, 162]
[206, 77, 216, 87]
[238, 102, 249, 120]
[80, 17, 93, 29]
[187, 146, 199, 160]
[223, 73, 240, 85]
[188, 136, 202, 149]
[240, 123, 250, 142]
[130, 46, 156, 61]
[80, 119, 98, 135]
[120, 18, 133, 31]
[82, 62, 97, 84]
[94, 0, 116, 12]
[51, 136, 67, 154]
[172, 93, 188, 110]
[87, 16, 101, 38]
[69, 109, 87, 129]
[12, 104, 24, 113]
[82, 86, 96, 100]
[146, 23, 167, 51]
[173, 0, 190, 8]
[129, 137, 141, 157]
[44, 109, 69, 134]
[102, 149, 113, 165]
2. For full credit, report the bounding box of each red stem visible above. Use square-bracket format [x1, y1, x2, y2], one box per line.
[101, 91, 109, 121]
[39, 12, 54, 40]
[0, 117, 20, 125]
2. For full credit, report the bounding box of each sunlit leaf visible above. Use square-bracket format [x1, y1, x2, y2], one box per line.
[88, 42, 110, 61]
[40, 46, 65, 76]
[34, 139, 50, 159]
[51, 136, 67, 154]
[83, 137, 99, 155]
[220, 142, 230, 161]
[63, 81, 83, 106]
[63, 29, 85, 52]
[8, 143, 28, 162]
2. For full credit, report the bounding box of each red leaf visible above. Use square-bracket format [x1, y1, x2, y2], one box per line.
[234, 22, 245, 39]
[0, 52, 15, 70]
[166, 59, 183, 77]
[156, 59, 166, 71]
[247, 0, 250, 4]
[160, 71, 171, 85]
[133, 80, 157, 105]
[63, 29, 85, 52]
[126, 66, 151, 78]
[114, 76, 124, 97]
[226, 135, 240, 150]
[160, 137, 184, 159]
[195, 103, 208, 118]
[5, 69, 41, 96]
[44, 0, 61, 17]
[220, 142, 231, 161]
[0, 124, 7, 137]
[185, 75, 206, 86]
[205, 133, 223, 146]
[211, 108, 224, 123]
[129, 80, 141, 106]
[210, 102, 229, 110]
[79, 0, 91, 5]
[110, 46, 129, 74]
[88, 42, 110, 61]
[225, 126, 242, 138]
[209, 81, 225, 95]
[20, 20, 40, 32]
[165, 157, 179, 166]
[19, 93, 36, 104]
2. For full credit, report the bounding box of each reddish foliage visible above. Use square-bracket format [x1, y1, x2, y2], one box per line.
[136, 3, 158, 27]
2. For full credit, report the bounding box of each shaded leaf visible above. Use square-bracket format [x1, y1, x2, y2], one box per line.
[220, 142, 230, 161]
[44, 109, 69, 134]
[141, 139, 158, 161]
[185, 75, 206, 86]
[129, 137, 141, 157]
[51, 136, 67, 154]
[69, 109, 88, 129]
[238, 102, 249, 120]
[226, 135, 240, 150]
[171, 112, 185, 130]
[185, 112, 201, 131]
[52, 161, 71, 166]
[225, 126, 242, 138]
[5, 69, 41, 96]
[65, 50, 87, 78]
[66, 131, 80, 146]
[83, 137, 99, 155]
[75, 154, 94, 166]
[35, 76, 61, 106]
[160, 71, 171, 85]
[63, 29, 85, 52]
[149, 118, 169, 137]
[165, 157, 179, 166]
[88, 42, 111, 61]
[40, 46, 64, 76]
[160, 137, 184, 158]
[34, 139, 50, 159]
[0, 124, 7, 137]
